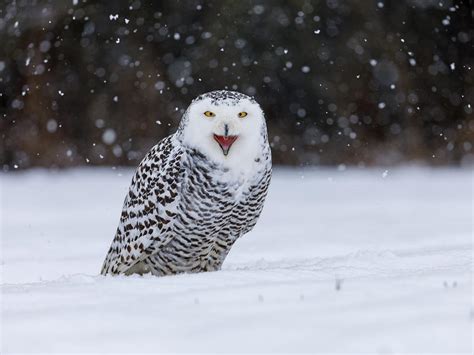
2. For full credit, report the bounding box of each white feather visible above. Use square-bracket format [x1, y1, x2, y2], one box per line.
[180, 96, 266, 181]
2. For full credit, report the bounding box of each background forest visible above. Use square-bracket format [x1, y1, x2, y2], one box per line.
[1, 0, 473, 169]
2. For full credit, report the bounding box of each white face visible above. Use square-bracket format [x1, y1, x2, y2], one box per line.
[179, 92, 267, 169]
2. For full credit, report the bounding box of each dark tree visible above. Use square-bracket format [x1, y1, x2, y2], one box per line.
[1, 0, 473, 170]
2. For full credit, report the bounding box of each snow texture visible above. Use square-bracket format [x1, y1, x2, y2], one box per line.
[1, 168, 472, 353]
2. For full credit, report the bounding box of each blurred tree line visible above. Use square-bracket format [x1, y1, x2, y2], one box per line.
[0, 0, 473, 170]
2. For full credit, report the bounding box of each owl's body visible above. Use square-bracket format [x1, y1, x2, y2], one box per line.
[101, 91, 271, 276]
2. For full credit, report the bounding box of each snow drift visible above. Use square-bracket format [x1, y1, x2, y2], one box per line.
[1, 167, 472, 353]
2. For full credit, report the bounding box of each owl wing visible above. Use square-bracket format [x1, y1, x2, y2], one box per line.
[100, 136, 184, 275]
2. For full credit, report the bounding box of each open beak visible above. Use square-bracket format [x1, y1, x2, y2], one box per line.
[213, 134, 238, 156]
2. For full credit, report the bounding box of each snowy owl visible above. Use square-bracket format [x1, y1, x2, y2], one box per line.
[101, 90, 272, 276]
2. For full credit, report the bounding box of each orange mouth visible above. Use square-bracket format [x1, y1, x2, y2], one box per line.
[213, 134, 238, 156]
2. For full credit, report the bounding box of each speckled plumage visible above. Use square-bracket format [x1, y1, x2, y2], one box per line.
[101, 91, 271, 276]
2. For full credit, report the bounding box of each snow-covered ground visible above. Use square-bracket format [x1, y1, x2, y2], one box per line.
[1, 167, 472, 353]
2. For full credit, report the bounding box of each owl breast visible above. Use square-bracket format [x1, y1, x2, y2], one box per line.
[141, 148, 271, 276]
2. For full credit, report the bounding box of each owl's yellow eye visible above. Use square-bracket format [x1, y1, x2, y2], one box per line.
[204, 111, 215, 117]
[238, 112, 248, 118]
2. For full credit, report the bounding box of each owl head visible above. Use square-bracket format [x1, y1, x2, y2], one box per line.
[177, 90, 268, 166]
